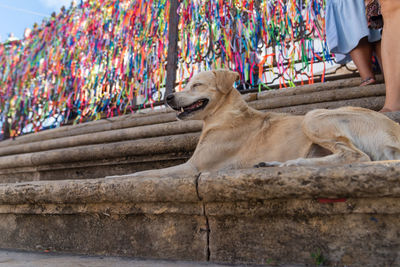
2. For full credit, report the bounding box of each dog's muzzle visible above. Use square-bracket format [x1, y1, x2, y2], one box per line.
[166, 94, 209, 119]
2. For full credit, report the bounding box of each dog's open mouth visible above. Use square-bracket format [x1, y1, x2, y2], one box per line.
[173, 98, 209, 117]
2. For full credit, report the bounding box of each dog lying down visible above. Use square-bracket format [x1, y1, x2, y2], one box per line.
[131, 69, 400, 177]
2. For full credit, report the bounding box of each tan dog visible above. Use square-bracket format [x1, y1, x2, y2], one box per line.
[131, 69, 400, 177]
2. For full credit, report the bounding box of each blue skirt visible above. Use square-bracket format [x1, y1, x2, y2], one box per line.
[325, 0, 381, 63]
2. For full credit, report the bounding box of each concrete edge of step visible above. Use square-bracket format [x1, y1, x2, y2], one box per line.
[0, 161, 399, 207]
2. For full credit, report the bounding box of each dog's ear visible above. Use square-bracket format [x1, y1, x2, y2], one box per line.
[212, 69, 240, 94]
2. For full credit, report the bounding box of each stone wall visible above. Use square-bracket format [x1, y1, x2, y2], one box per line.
[0, 161, 399, 265]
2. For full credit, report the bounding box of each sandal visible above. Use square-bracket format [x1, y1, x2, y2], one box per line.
[360, 77, 376, 86]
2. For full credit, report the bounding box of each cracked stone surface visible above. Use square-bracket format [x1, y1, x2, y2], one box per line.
[0, 162, 399, 265]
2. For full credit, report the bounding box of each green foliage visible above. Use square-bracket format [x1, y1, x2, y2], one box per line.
[311, 249, 326, 266]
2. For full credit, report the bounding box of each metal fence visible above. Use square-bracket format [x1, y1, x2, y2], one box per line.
[0, 0, 333, 139]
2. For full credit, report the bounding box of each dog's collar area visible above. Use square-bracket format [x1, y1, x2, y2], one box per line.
[173, 98, 209, 117]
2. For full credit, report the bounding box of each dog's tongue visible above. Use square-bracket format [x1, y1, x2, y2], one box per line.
[186, 101, 202, 110]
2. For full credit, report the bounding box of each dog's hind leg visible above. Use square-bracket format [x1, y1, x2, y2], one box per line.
[279, 138, 371, 166]
[277, 110, 376, 167]
[278, 111, 372, 166]
[254, 139, 371, 167]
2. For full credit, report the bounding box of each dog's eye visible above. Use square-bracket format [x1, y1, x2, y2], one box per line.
[191, 83, 202, 89]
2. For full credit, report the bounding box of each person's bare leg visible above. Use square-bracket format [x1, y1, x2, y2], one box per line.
[349, 37, 375, 84]
[379, 0, 400, 112]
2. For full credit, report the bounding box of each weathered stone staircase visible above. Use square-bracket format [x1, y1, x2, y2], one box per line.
[0, 76, 399, 266]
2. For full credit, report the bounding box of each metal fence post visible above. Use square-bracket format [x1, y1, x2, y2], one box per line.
[165, 0, 180, 98]
[1, 118, 10, 141]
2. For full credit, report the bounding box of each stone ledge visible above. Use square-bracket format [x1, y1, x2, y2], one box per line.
[0, 152, 191, 182]
[198, 161, 400, 202]
[1, 161, 399, 206]
[255, 74, 384, 100]
[0, 111, 178, 148]
[0, 161, 399, 265]
[0, 174, 199, 205]
[0, 121, 202, 157]
[0, 133, 199, 169]
[251, 83, 385, 110]
[266, 96, 385, 114]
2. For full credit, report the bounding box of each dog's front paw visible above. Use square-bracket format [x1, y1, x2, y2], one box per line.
[254, 161, 282, 168]
[105, 171, 149, 179]
[279, 158, 306, 167]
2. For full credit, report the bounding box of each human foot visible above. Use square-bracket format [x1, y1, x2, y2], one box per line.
[379, 107, 393, 113]
[379, 107, 400, 113]
[360, 77, 376, 86]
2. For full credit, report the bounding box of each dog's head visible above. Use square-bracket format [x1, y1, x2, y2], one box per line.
[166, 69, 239, 120]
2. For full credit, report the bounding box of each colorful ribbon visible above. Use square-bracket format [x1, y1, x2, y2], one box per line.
[0, 0, 331, 138]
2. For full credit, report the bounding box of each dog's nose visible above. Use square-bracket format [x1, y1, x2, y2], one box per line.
[166, 94, 174, 102]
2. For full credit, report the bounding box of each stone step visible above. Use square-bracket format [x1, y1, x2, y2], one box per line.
[0, 161, 399, 266]
[0, 121, 202, 157]
[0, 133, 198, 182]
[0, 77, 396, 183]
